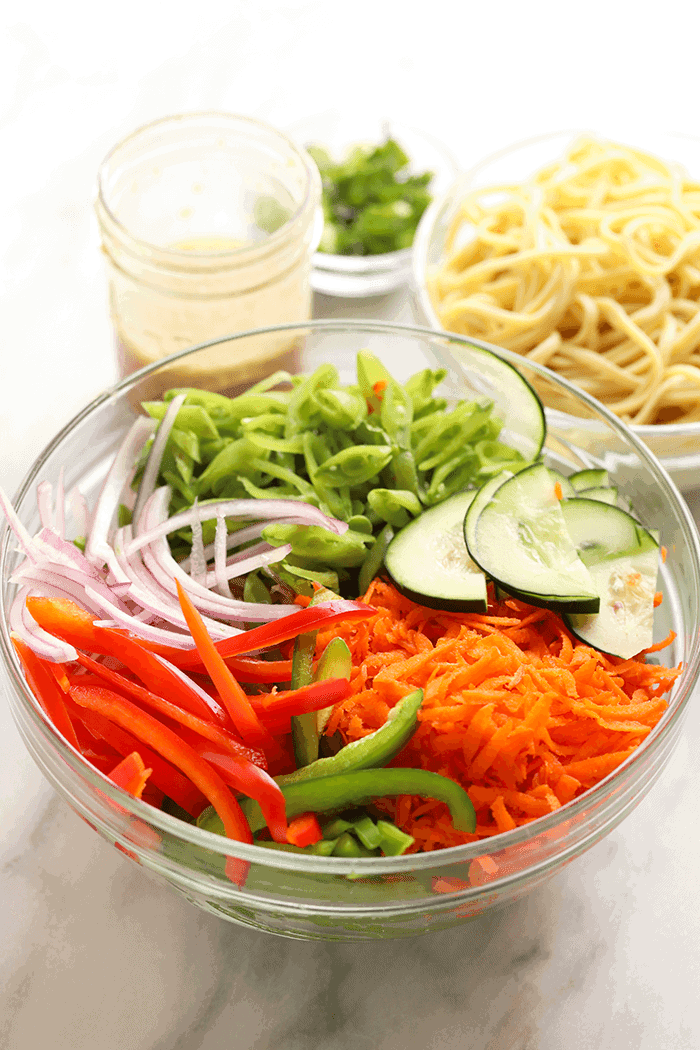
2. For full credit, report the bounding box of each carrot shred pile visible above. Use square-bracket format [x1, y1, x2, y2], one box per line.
[316, 580, 682, 852]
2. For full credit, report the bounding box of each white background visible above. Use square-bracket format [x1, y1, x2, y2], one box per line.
[2, 4, 700, 1048]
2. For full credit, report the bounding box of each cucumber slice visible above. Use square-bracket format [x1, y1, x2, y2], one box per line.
[445, 341, 546, 463]
[548, 469, 575, 498]
[467, 464, 600, 613]
[570, 468, 610, 491]
[576, 485, 618, 505]
[463, 470, 516, 565]
[560, 498, 660, 658]
[559, 498, 659, 566]
[384, 489, 487, 611]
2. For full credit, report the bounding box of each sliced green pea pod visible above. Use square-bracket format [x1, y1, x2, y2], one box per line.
[246, 432, 305, 455]
[404, 368, 448, 415]
[357, 523, 394, 595]
[367, 489, 422, 528]
[196, 438, 259, 493]
[356, 349, 393, 414]
[279, 561, 340, 594]
[322, 817, 353, 840]
[351, 814, 382, 850]
[285, 363, 339, 437]
[314, 636, 352, 736]
[142, 402, 220, 440]
[262, 523, 372, 569]
[389, 450, 421, 497]
[313, 445, 393, 488]
[313, 388, 368, 430]
[376, 820, 415, 856]
[346, 514, 373, 535]
[245, 370, 295, 394]
[332, 832, 378, 858]
[164, 386, 235, 418]
[380, 379, 413, 451]
[290, 626, 319, 768]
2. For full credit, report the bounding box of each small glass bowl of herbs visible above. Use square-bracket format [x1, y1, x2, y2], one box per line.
[288, 113, 459, 297]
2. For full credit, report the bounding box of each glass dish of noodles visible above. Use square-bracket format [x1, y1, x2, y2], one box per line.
[413, 129, 700, 491]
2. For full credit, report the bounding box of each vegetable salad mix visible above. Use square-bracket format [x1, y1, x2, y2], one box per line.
[1, 348, 681, 883]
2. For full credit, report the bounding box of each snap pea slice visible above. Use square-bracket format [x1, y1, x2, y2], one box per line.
[357, 523, 394, 595]
[313, 445, 393, 488]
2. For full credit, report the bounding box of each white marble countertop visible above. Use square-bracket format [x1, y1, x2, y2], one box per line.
[2, 4, 700, 1047]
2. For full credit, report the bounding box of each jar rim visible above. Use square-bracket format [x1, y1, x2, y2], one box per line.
[95, 111, 321, 265]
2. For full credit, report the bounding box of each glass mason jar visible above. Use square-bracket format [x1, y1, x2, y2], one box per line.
[95, 112, 322, 397]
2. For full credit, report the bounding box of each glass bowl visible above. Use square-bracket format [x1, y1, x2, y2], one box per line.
[2, 320, 699, 942]
[412, 128, 700, 492]
[285, 112, 459, 298]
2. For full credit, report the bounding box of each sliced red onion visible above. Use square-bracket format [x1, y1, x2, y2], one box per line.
[124, 496, 347, 556]
[55, 468, 65, 540]
[178, 521, 270, 572]
[12, 566, 115, 617]
[137, 489, 296, 622]
[85, 414, 155, 568]
[68, 487, 90, 537]
[35, 528, 102, 579]
[113, 523, 242, 637]
[37, 482, 54, 530]
[87, 585, 198, 649]
[0, 486, 38, 562]
[208, 542, 292, 583]
[189, 502, 207, 586]
[214, 514, 231, 597]
[131, 393, 186, 527]
[10, 586, 78, 662]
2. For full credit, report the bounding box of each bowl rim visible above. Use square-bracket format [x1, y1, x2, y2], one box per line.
[412, 126, 700, 438]
[3, 318, 700, 880]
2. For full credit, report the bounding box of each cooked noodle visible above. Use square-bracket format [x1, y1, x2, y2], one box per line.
[428, 136, 700, 424]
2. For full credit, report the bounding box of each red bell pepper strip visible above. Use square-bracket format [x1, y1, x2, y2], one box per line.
[109, 751, 152, 799]
[222, 657, 296, 684]
[118, 600, 374, 670]
[286, 812, 323, 848]
[25, 597, 226, 724]
[194, 746, 288, 843]
[73, 653, 267, 769]
[92, 627, 229, 725]
[65, 696, 206, 817]
[69, 685, 254, 861]
[25, 596, 99, 650]
[258, 677, 351, 719]
[11, 635, 80, 751]
[173, 599, 375, 668]
[174, 580, 284, 761]
[25, 594, 374, 671]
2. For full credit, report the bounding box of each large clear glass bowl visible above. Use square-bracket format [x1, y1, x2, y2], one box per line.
[2, 320, 699, 941]
[412, 128, 700, 492]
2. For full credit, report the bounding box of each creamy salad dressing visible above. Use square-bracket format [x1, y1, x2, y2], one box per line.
[95, 113, 321, 398]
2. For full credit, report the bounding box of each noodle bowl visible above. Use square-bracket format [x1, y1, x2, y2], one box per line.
[422, 135, 700, 427]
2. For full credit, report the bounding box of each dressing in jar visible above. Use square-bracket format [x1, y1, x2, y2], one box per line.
[95, 112, 322, 397]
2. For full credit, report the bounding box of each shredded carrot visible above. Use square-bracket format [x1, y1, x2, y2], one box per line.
[554, 481, 563, 500]
[293, 594, 311, 608]
[316, 580, 681, 851]
[661, 545, 668, 563]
